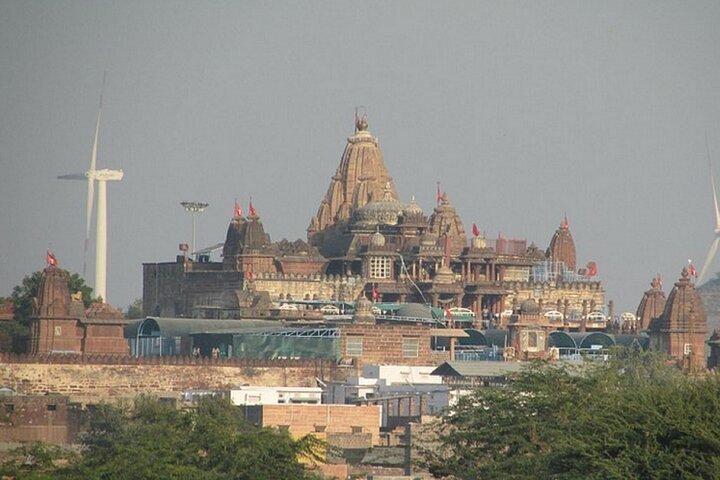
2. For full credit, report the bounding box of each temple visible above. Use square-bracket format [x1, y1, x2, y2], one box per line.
[28, 266, 127, 355]
[143, 116, 605, 327]
[646, 268, 707, 371]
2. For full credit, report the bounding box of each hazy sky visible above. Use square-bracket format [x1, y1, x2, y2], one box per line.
[1, 1, 720, 314]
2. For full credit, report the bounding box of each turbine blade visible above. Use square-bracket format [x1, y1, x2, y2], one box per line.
[57, 173, 86, 180]
[698, 235, 720, 284]
[706, 134, 720, 227]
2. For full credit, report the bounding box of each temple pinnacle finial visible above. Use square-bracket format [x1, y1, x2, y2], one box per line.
[354, 107, 368, 132]
[561, 213, 569, 229]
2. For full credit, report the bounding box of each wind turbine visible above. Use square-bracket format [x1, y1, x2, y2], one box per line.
[698, 134, 720, 284]
[58, 76, 123, 302]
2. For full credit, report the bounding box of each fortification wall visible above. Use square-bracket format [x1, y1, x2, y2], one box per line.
[0, 354, 346, 404]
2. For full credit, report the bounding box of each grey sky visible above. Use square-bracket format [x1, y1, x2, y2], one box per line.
[1, 1, 719, 314]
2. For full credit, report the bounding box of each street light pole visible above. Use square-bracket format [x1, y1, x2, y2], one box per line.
[180, 201, 209, 259]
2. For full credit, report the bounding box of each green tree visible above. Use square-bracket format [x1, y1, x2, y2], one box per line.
[66, 396, 324, 480]
[0, 269, 94, 353]
[420, 350, 720, 479]
[125, 297, 144, 319]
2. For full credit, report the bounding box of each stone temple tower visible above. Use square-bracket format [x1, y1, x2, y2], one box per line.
[546, 215, 577, 271]
[308, 115, 399, 252]
[636, 276, 666, 332]
[648, 268, 707, 371]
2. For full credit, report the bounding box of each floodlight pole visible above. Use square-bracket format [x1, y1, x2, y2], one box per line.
[181, 201, 209, 259]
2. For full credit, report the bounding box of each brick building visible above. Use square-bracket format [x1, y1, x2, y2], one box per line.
[0, 393, 82, 445]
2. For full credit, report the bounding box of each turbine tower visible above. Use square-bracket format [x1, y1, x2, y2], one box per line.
[698, 135, 720, 284]
[58, 78, 123, 302]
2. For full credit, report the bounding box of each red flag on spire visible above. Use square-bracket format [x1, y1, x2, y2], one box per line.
[436, 182, 442, 205]
[689, 261, 697, 278]
[472, 223, 480, 237]
[657, 273, 663, 290]
[249, 199, 257, 217]
[46, 250, 58, 266]
[234, 201, 243, 218]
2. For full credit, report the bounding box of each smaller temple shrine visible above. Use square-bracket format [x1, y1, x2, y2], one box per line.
[646, 268, 707, 371]
[28, 266, 127, 355]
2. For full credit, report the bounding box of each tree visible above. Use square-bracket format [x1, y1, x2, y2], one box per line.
[125, 297, 144, 319]
[65, 396, 324, 480]
[419, 350, 720, 479]
[0, 269, 94, 353]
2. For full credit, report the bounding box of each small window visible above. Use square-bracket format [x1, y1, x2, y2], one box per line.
[54, 326, 62, 336]
[369, 257, 391, 279]
[47, 404, 57, 411]
[314, 425, 326, 433]
[402, 337, 419, 358]
[528, 332, 538, 348]
[347, 336, 363, 357]
[351, 426, 363, 434]
[684, 343, 692, 355]
[278, 425, 290, 432]
[4, 404, 14, 413]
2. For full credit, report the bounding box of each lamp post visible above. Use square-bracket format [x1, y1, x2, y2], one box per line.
[180, 201, 209, 259]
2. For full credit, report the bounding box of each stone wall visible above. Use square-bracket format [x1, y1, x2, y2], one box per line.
[0, 354, 346, 404]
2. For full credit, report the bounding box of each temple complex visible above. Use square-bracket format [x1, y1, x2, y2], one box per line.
[143, 116, 605, 327]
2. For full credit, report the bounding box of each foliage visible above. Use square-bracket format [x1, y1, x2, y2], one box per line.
[420, 349, 720, 479]
[0, 442, 78, 479]
[125, 297, 144, 319]
[0, 396, 325, 479]
[0, 269, 94, 353]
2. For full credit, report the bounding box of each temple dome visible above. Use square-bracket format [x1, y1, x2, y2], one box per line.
[403, 196, 423, 217]
[353, 183, 404, 226]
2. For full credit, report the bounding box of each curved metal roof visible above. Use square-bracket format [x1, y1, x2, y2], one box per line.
[549, 331, 577, 348]
[550, 331, 617, 349]
[132, 317, 281, 338]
